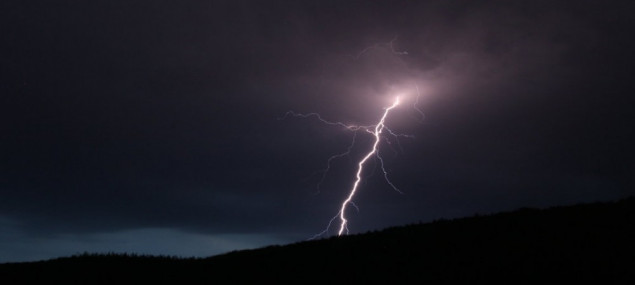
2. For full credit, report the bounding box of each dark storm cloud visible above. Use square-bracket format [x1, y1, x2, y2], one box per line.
[1, 0, 634, 261]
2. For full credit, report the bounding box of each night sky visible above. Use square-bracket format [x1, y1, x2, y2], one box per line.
[2, 0, 634, 262]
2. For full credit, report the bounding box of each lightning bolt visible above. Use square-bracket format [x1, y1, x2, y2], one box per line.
[283, 96, 405, 239]
[336, 97, 400, 235]
[282, 37, 423, 238]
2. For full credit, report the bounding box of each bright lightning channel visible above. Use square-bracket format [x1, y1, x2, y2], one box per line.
[282, 96, 407, 239]
[282, 37, 424, 238]
[336, 96, 401, 235]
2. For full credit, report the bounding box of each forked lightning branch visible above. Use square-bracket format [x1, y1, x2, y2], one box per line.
[281, 96, 411, 238]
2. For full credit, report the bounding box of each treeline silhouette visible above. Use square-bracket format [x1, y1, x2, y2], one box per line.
[2, 198, 633, 284]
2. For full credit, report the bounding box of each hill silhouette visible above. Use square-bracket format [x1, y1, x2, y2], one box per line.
[2, 198, 634, 284]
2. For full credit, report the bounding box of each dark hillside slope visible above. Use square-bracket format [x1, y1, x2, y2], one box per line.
[2, 198, 634, 284]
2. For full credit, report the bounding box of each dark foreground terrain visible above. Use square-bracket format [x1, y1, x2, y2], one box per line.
[2, 198, 634, 284]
